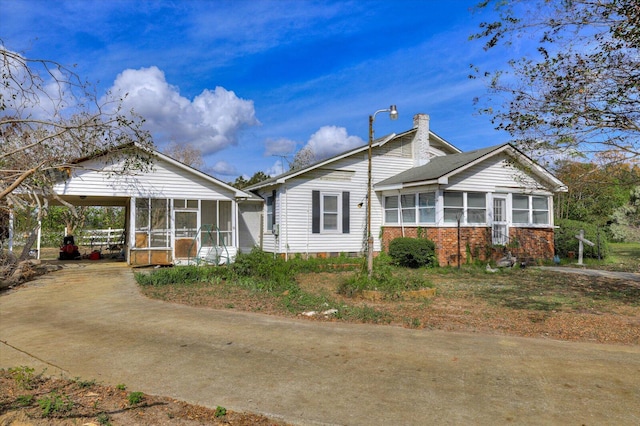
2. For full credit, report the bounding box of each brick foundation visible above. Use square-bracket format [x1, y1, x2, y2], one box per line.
[381, 226, 555, 266]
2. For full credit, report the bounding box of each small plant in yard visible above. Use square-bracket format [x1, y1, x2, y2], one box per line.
[338, 264, 434, 299]
[116, 383, 127, 390]
[16, 394, 34, 406]
[74, 377, 96, 388]
[9, 366, 36, 389]
[38, 392, 74, 417]
[97, 412, 112, 425]
[215, 405, 227, 417]
[128, 391, 145, 405]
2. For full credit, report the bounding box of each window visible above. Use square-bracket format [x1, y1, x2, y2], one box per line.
[202, 200, 233, 246]
[322, 194, 339, 231]
[384, 192, 436, 224]
[444, 192, 486, 224]
[312, 190, 350, 234]
[174, 199, 198, 209]
[419, 193, 436, 223]
[266, 195, 274, 231]
[385, 196, 399, 223]
[532, 196, 549, 224]
[512, 195, 529, 224]
[443, 192, 463, 223]
[467, 192, 487, 223]
[134, 198, 170, 248]
[401, 194, 416, 223]
[513, 195, 549, 225]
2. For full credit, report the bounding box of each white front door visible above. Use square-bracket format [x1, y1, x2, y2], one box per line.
[492, 196, 508, 245]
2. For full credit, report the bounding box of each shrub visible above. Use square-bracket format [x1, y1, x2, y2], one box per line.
[388, 237, 436, 268]
[555, 219, 609, 259]
[135, 265, 227, 286]
[337, 265, 434, 298]
[230, 248, 296, 292]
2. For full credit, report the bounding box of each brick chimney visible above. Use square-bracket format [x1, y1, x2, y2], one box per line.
[413, 113, 430, 166]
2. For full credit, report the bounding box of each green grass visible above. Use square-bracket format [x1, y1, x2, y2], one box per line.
[571, 242, 640, 272]
[437, 267, 640, 313]
[136, 248, 638, 325]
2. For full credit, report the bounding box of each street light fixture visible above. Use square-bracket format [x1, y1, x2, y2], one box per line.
[367, 105, 398, 277]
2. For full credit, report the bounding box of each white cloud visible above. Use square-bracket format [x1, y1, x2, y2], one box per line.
[302, 125, 364, 160]
[209, 160, 237, 177]
[107, 66, 259, 155]
[264, 137, 297, 157]
[265, 159, 286, 177]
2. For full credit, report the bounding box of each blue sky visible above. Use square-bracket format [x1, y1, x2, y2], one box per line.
[1, 0, 511, 180]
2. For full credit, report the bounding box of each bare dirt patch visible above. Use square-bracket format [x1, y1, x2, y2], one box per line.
[0, 368, 289, 426]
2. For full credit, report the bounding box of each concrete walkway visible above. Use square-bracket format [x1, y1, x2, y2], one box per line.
[1, 262, 639, 425]
[539, 266, 640, 283]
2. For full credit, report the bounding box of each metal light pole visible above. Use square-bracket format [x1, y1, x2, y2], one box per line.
[367, 105, 398, 277]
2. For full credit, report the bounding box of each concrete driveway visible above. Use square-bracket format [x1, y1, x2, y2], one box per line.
[1, 261, 639, 425]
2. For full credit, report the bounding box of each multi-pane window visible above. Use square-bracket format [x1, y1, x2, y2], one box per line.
[134, 198, 170, 248]
[443, 192, 463, 223]
[266, 195, 274, 231]
[467, 192, 487, 223]
[322, 194, 339, 231]
[385, 192, 436, 224]
[384, 195, 399, 223]
[401, 194, 416, 223]
[532, 196, 549, 224]
[419, 193, 436, 223]
[512, 195, 529, 224]
[444, 192, 486, 224]
[513, 195, 549, 225]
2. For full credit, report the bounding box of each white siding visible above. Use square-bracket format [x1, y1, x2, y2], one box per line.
[54, 156, 237, 200]
[445, 154, 546, 193]
[266, 142, 415, 255]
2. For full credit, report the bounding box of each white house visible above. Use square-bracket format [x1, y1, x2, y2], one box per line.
[246, 114, 567, 266]
[51, 145, 257, 266]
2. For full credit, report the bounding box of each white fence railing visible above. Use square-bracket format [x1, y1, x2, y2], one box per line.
[78, 228, 125, 251]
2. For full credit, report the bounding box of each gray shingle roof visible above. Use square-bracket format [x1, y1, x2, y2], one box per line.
[375, 144, 508, 188]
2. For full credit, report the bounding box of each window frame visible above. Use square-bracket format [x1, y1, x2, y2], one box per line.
[321, 192, 340, 233]
[512, 194, 549, 225]
[384, 191, 436, 225]
[442, 191, 487, 225]
[266, 194, 274, 232]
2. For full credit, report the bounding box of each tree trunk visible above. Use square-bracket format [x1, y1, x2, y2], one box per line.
[18, 228, 39, 262]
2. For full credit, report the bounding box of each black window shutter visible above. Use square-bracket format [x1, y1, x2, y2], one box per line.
[312, 190, 320, 234]
[342, 191, 350, 234]
[271, 190, 276, 228]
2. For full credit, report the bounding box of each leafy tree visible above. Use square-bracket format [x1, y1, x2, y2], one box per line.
[230, 171, 270, 189]
[1, 44, 153, 262]
[553, 159, 639, 225]
[470, 0, 640, 164]
[609, 186, 640, 242]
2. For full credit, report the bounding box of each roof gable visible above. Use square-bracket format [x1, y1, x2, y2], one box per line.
[245, 130, 459, 191]
[58, 143, 253, 199]
[375, 144, 566, 192]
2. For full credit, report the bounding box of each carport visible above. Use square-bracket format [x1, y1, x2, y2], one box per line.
[42, 145, 259, 266]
